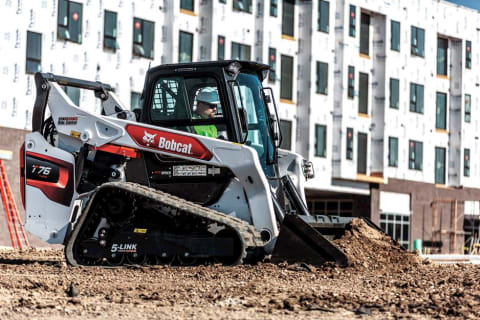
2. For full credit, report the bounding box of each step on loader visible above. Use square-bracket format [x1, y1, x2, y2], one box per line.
[21, 61, 353, 267]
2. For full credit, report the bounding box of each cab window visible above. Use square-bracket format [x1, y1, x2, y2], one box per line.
[149, 75, 229, 139]
[233, 72, 275, 176]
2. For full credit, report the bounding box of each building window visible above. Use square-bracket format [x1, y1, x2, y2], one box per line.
[349, 5, 356, 37]
[104, 10, 118, 51]
[57, 0, 83, 43]
[63, 86, 80, 106]
[282, 0, 294, 37]
[231, 42, 251, 60]
[133, 18, 154, 59]
[179, 31, 193, 62]
[233, 0, 252, 13]
[279, 120, 292, 150]
[308, 200, 354, 217]
[346, 128, 354, 160]
[466, 40, 472, 69]
[357, 132, 367, 174]
[26, 31, 42, 74]
[318, 1, 329, 33]
[268, 48, 277, 82]
[411, 26, 425, 57]
[380, 213, 410, 249]
[358, 73, 369, 114]
[409, 140, 423, 171]
[436, 92, 447, 130]
[180, 0, 194, 11]
[270, 0, 278, 17]
[315, 125, 327, 157]
[131, 92, 141, 110]
[435, 147, 446, 184]
[391, 20, 400, 51]
[347, 66, 355, 98]
[280, 55, 293, 100]
[388, 137, 398, 167]
[437, 37, 448, 76]
[316, 62, 328, 94]
[360, 13, 370, 56]
[390, 78, 399, 109]
[464, 148, 470, 177]
[409, 83, 424, 114]
[219, 0, 227, 3]
[218, 36, 225, 60]
[465, 94, 472, 123]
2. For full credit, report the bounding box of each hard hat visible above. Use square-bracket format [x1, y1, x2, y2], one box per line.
[196, 88, 220, 105]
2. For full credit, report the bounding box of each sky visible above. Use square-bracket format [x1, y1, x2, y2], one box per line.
[447, 0, 480, 10]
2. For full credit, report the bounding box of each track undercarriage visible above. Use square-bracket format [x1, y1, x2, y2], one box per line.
[65, 182, 265, 267]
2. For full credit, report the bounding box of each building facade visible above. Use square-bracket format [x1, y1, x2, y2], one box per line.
[1, 0, 480, 252]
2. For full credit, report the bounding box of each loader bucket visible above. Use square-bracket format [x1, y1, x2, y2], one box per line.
[271, 214, 349, 267]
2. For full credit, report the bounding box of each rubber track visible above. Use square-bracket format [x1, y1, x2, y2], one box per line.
[65, 182, 265, 266]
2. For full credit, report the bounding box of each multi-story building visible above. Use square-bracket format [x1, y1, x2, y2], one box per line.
[1, 0, 480, 253]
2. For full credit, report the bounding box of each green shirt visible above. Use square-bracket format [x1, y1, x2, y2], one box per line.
[194, 124, 217, 138]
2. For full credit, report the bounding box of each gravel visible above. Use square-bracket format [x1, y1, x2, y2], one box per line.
[0, 219, 478, 319]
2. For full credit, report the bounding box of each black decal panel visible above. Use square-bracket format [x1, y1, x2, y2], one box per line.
[26, 157, 60, 183]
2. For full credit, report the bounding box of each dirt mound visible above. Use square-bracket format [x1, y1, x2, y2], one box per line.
[333, 219, 422, 270]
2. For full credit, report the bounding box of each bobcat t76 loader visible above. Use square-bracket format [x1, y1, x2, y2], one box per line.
[21, 61, 351, 266]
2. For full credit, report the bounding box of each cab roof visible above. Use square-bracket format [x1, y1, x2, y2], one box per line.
[147, 60, 270, 78]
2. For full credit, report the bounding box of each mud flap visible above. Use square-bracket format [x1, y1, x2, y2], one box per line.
[271, 214, 348, 267]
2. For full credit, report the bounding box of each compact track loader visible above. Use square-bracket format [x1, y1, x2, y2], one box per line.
[21, 61, 352, 267]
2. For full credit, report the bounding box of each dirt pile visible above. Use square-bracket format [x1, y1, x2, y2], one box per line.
[333, 218, 422, 270]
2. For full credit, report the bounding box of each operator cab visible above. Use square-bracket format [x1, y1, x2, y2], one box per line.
[137, 61, 279, 177]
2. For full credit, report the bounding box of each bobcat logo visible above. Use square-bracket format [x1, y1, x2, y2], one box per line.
[142, 131, 157, 146]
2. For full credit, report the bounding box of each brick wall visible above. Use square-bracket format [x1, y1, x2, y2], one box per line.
[377, 179, 480, 254]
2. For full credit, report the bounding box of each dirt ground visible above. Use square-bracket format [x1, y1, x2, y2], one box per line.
[0, 220, 479, 319]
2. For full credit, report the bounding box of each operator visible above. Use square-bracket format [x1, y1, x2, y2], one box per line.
[193, 88, 220, 138]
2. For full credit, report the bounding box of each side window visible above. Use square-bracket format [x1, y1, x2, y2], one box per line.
[231, 42, 251, 60]
[131, 92, 141, 110]
[346, 127, 354, 160]
[465, 94, 472, 123]
[411, 26, 425, 57]
[104, 10, 118, 51]
[151, 78, 184, 121]
[218, 36, 225, 60]
[233, 0, 253, 13]
[347, 66, 355, 98]
[57, 0, 83, 43]
[466, 41, 472, 69]
[150, 76, 226, 137]
[26, 31, 42, 74]
[268, 48, 277, 82]
[390, 78, 399, 109]
[180, 0, 194, 11]
[232, 73, 275, 174]
[279, 120, 292, 150]
[391, 21, 400, 51]
[282, 0, 295, 37]
[179, 31, 194, 62]
[349, 5, 356, 37]
[133, 18, 154, 59]
[270, 0, 278, 17]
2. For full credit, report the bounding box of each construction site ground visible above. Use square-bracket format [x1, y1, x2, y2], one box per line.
[0, 219, 479, 319]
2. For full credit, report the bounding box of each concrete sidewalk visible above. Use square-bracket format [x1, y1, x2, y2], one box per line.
[422, 254, 480, 264]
